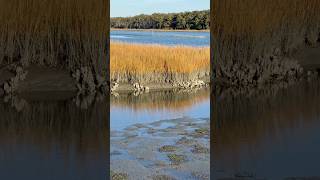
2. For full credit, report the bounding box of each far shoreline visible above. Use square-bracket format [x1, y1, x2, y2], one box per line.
[110, 28, 210, 32]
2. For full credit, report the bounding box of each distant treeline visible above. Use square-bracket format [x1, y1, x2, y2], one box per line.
[111, 10, 210, 30]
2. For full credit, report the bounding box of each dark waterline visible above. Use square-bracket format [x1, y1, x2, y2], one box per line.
[213, 80, 320, 179]
[0, 94, 108, 180]
[110, 30, 210, 47]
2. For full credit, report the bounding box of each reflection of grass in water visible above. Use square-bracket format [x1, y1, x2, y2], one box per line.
[214, 80, 320, 155]
[111, 89, 209, 112]
[110, 42, 209, 83]
[0, 0, 108, 76]
[0, 99, 108, 159]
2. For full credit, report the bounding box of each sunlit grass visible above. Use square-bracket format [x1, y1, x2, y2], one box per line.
[212, 0, 320, 66]
[110, 42, 210, 83]
[0, 0, 108, 75]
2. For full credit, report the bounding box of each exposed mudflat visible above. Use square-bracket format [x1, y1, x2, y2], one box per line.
[110, 117, 210, 180]
[0, 65, 77, 96]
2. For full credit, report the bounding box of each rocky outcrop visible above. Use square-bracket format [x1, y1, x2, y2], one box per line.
[175, 80, 207, 89]
[72, 66, 108, 95]
[214, 56, 303, 86]
[133, 83, 149, 92]
[3, 65, 28, 94]
[111, 82, 119, 92]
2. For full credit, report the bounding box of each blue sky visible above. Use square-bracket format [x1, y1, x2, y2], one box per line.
[111, 0, 210, 17]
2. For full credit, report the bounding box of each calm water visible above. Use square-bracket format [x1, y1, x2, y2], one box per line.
[110, 30, 210, 47]
[111, 89, 210, 131]
[213, 79, 320, 179]
[0, 94, 108, 180]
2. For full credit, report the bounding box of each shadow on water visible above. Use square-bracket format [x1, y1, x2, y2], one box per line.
[0, 93, 109, 180]
[212, 79, 320, 179]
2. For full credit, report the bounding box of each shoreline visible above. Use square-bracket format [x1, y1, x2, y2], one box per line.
[214, 45, 320, 87]
[110, 28, 210, 32]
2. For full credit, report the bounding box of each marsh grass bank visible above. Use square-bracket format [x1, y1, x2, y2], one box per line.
[0, 0, 108, 96]
[212, 0, 320, 86]
[110, 42, 210, 91]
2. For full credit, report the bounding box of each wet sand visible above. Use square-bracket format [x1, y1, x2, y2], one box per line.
[111, 117, 210, 180]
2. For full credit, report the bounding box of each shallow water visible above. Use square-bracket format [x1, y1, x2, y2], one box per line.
[0, 94, 108, 180]
[111, 89, 210, 131]
[213, 79, 320, 179]
[110, 30, 210, 47]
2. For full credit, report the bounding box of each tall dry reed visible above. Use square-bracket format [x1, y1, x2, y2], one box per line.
[110, 42, 210, 83]
[212, 0, 320, 84]
[0, 0, 108, 77]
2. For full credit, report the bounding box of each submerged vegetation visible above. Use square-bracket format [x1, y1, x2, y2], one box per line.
[212, 0, 320, 86]
[110, 42, 209, 83]
[111, 10, 209, 30]
[0, 0, 108, 94]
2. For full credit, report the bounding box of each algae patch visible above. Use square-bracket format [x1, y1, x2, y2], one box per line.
[167, 154, 187, 165]
[159, 145, 178, 152]
[111, 171, 128, 180]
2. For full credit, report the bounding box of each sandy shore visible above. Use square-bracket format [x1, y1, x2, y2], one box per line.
[111, 117, 210, 180]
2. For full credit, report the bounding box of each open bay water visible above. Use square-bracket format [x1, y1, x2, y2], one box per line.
[111, 30, 210, 47]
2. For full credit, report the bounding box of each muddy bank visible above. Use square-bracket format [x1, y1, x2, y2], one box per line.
[111, 75, 210, 94]
[0, 64, 109, 98]
[213, 45, 320, 88]
[111, 117, 210, 180]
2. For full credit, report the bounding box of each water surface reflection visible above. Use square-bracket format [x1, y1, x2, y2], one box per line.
[111, 89, 210, 130]
[213, 80, 320, 179]
[0, 93, 108, 180]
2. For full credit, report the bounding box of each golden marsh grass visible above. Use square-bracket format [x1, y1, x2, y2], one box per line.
[110, 42, 210, 83]
[212, 0, 320, 83]
[0, 0, 108, 76]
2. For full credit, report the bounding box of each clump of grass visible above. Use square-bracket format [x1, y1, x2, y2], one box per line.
[191, 144, 209, 154]
[167, 154, 187, 165]
[212, 0, 320, 85]
[159, 145, 178, 152]
[111, 171, 128, 180]
[0, 0, 108, 78]
[110, 42, 209, 83]
[152, 174, 177, 180]
[176, 136, 195, 145]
